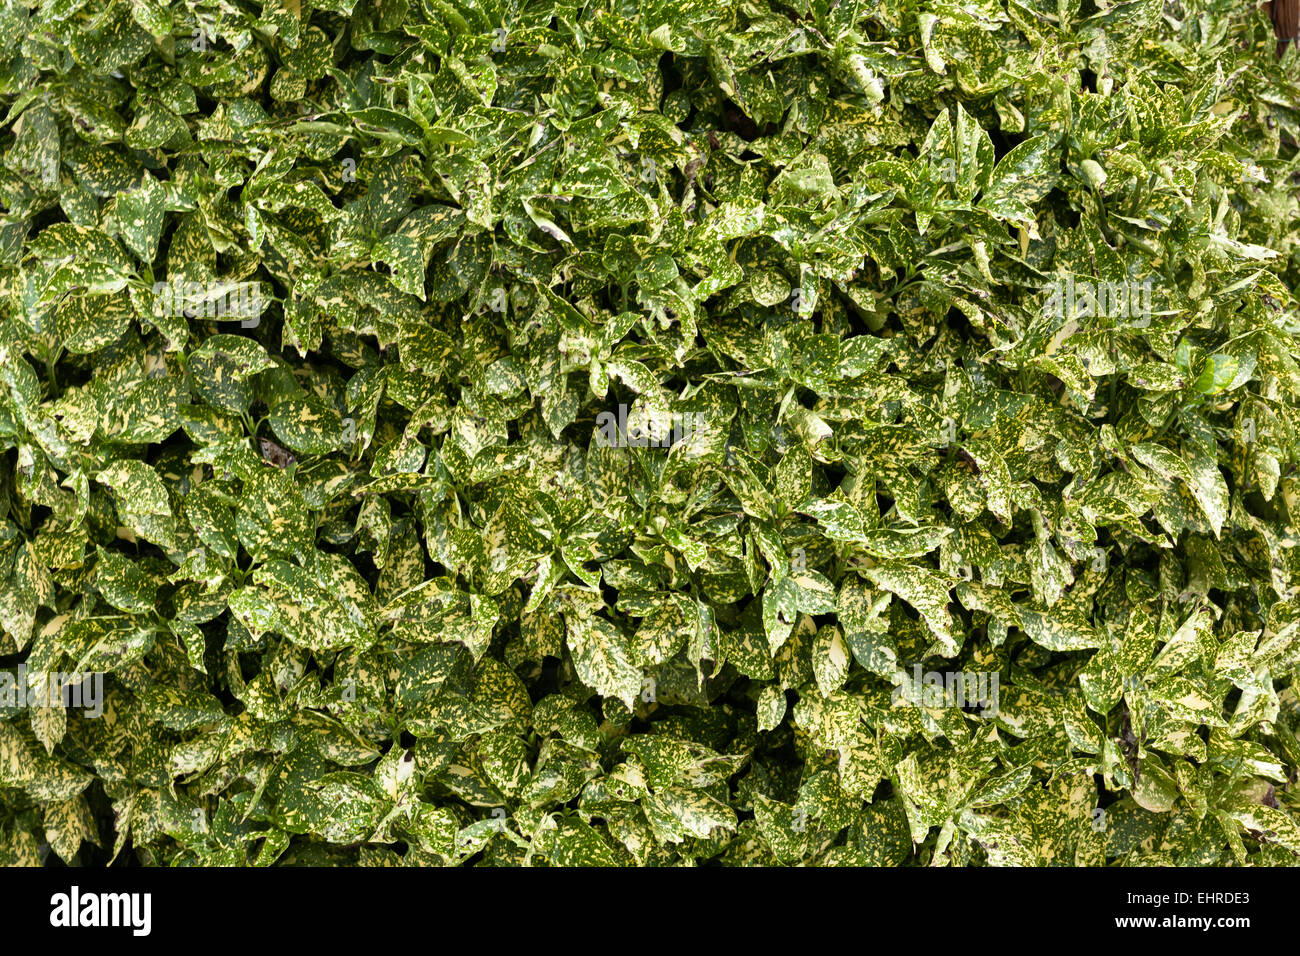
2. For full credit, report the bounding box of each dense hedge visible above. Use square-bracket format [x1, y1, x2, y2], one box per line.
[1, 0, 1299, 866]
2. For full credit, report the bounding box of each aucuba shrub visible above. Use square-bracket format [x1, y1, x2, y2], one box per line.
[1, 0, 1299, 867]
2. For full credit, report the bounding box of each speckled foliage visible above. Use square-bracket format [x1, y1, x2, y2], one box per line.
[1, 0, 1299, 867]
